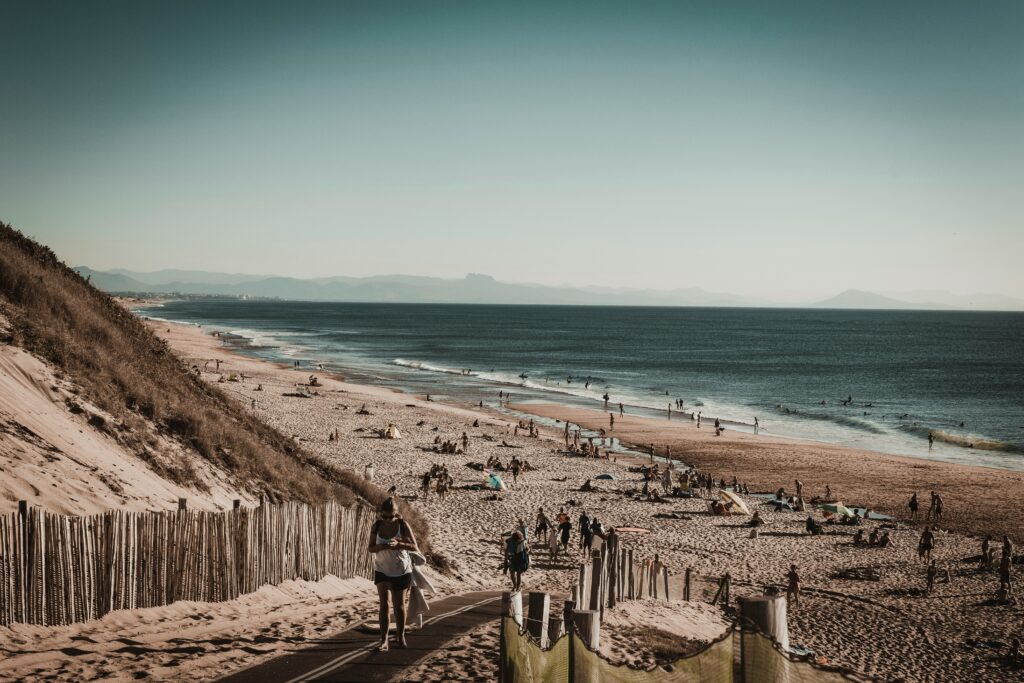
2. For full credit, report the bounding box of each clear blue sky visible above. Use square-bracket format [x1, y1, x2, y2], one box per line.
[2, 1, 1022, 300]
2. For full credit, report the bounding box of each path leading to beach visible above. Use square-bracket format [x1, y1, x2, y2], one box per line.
[217, 591, 501, 683]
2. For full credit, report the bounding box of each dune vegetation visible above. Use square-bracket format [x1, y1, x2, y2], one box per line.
[0, 222, 429, 547]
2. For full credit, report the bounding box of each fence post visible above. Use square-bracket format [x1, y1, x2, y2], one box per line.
[663, 568, 670, 602]
[17, 501, 28, 625]
[178, 498, 187, 511]
[606, 532, 617, 609]
[588, 550, 601, 612]
[627, 549, 634, 599]
[527, 591, 550, 648]
[564, 600, 576, 683]
[684, 567, 692, 601]
[572, 609, 600, 650]
[232, 499, 241, 510]
[500, 592, 510, 683]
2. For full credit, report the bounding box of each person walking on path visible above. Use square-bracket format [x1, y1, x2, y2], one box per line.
[919, 526, 935, 563]
[535, 507, 550, 543]
[786, 565, 801, 608]
[927, 491, 938, 521]
[933, 493, 944, 524]
[504, 530, 530, 592]
[909, 493, 919, 522]
[368, 498, 418, 651]
[926, 560, 937, 595]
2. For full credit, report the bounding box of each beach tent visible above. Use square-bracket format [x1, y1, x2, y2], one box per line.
[487, 473, 506, 491]
[719, 489, 751, 516]
[384, 424, 402, 439]
[821, 502, 854, 518]
[595, 473, 617, 480]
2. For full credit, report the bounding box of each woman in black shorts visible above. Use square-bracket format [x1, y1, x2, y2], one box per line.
[368, 497, 418, 650]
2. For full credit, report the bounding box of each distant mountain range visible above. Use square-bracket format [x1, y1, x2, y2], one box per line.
[74, 267, 1024, 311]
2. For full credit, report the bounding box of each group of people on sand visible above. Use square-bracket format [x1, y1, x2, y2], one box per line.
[907, 490, 944, 523]
[419, 464, 452, 500]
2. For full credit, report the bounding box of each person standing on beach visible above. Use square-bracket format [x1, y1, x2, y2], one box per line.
[1003, 535, 1015, 563]
[368, 498, 418, 651]
[786, 565, 801, 608]
[697, 412, 702, 428]
[909, 493, 919, 521]
[462, 432, 469, 452]
[754, 417, 759, 434]
[603, 393, 610, 409]
[578, 509, 592, 552]
[504, 530, 529, 592]
[667, 403, 672, 420]
[557, 515, 572, 554]
[609, 413, 614, 430]
[510, 457, 522, 486]
[999, 552, 1013, 598]
[928, 431, 935, 449]
[825, 484, 833, 501]
[926, 560, 937, 595]
[795, 479, 804, 499]
[927, 491, 938, 521]
[933, 494, 944, 524]
[619, 402, 624, 416]
[919, 526, 935, 563]
[535, 507, 550, 536]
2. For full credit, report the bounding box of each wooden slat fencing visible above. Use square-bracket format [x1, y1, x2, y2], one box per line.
[0, 501, 374, 626]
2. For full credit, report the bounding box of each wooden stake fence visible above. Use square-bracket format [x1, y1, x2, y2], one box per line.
[0, 501, 374, 626]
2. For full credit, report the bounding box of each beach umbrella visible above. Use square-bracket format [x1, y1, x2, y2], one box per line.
[595, 473, 616, 480]
[487, 473, 506, 491]
[821, 502, 854, 517]
[719, 489, 751, 516]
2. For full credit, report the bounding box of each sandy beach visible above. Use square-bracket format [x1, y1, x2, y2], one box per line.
[511, 403, 1024, 542]
[6, 312, 1019, 681]
[130, 319, 1023, 682]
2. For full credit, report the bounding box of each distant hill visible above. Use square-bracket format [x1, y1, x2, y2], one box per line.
[74, 267, 1024, 311]
[74, 267, 766, 307]
[810, 289, 952, 310]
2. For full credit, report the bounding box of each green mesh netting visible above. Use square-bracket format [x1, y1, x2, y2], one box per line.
[741, 630, 859, 683]
[503, 616, 572, 683]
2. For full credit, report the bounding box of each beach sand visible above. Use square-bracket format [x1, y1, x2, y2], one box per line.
[5, 318, 1021, 682]
[511, 403, 1024, 541]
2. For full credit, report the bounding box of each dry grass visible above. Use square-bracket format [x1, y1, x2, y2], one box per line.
[621, 625, 711, 663]
[0, 222, 430, 549]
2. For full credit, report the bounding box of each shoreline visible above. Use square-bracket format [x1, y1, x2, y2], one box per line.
[130, 301, 1024, 473]
[143, 307, 1024, 541]
[511, 402, 1024, 540]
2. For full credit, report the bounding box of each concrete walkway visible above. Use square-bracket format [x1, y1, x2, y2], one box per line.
[217, 590, 501, 683]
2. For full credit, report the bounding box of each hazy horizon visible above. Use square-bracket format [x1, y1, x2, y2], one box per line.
[2, 1, 1022, 301]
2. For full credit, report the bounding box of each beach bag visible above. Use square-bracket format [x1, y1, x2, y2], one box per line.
[515, 545, 531, 571]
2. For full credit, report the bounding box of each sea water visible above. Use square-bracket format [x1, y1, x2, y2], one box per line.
[138, 301, 1024, 471]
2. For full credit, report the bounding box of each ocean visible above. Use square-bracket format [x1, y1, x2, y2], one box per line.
[138, 301, 1024, 471]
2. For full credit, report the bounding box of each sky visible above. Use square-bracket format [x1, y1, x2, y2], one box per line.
[1, 1, 1022, 302]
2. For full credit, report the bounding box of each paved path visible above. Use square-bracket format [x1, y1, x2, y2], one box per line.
[217, 590, 502, 683]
